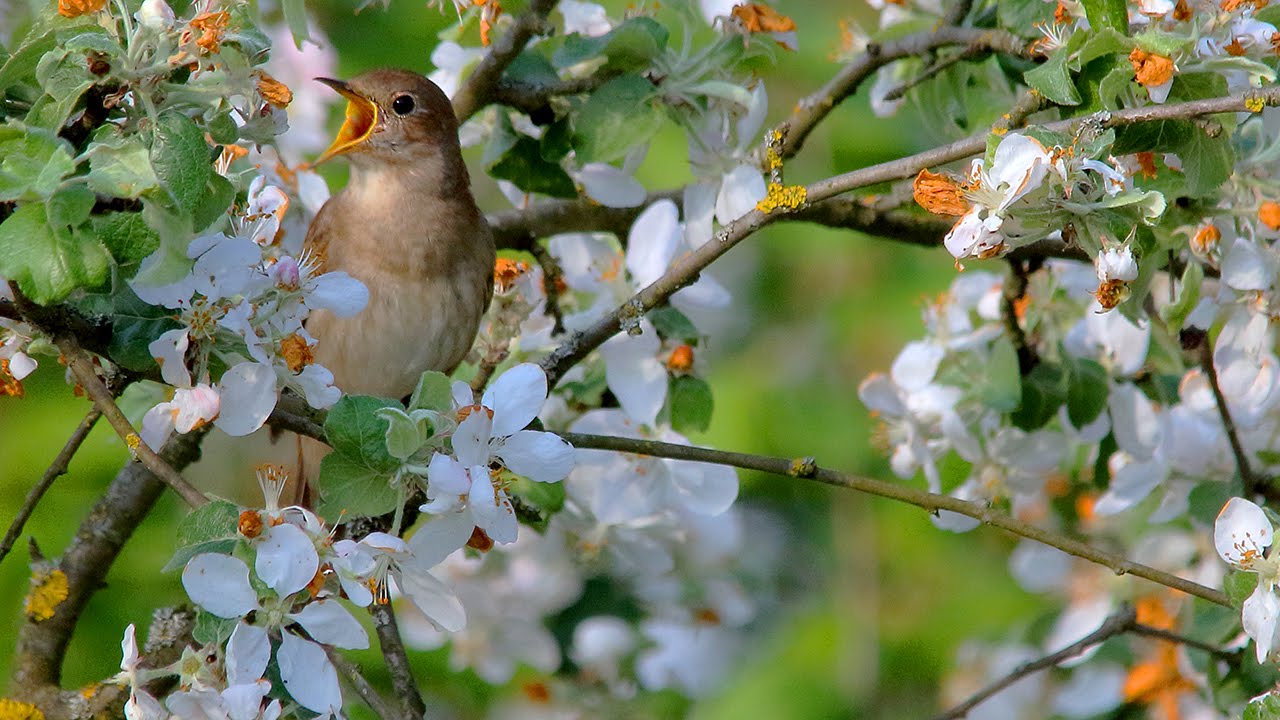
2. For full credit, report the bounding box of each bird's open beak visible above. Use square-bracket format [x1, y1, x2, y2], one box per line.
[314, 77, 379, 165]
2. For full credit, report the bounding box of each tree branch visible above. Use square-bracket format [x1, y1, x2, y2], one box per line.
[558, 432, 1230, 607]
[1130, 622, 1240, 664]
[538, 86, 1280, 387]
[935, 606, 1137, 720]
[0, 408, 102, 567]
[452, 0, 559, 123]
[370, 603, 426, 720]
[327, 648, 401, 720]
[490, 72, 618, 115]
[1199, 337, 1268, 498]
[12, 427, 208, 707]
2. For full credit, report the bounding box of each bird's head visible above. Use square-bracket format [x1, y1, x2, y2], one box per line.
[313, 69, 460, 169]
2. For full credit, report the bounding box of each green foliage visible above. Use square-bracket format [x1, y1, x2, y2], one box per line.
[1225, 570, 1260, 609]
[1245, 694, 1280, 720]
[409, 370, 455, 412]
[485, 113, 577, 198]
[1025, 49, 1081, 106]
[1011, 363, 1068, 431]
[974, 337, 1022, 412]
[317, 396, 403, 519]
[1081, 0, 1128, 32]
[669, 374, 713, 434]
[648, 306, 700, 344]
[0, 124, 75, 201]
[554, 17, 668, 71]
[1064, 356, 1107, 428]
[163, 500, 242, 572]
[0, 202, 111, 303]
[510, 475, 565, 514]
[150, 111, 215, 218]
[572, 74, 664, 163]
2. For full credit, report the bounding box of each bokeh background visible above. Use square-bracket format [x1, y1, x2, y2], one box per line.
[0, 2, 1057, 717]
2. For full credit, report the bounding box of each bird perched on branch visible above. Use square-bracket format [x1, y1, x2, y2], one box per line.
[299, 68, 495, 484]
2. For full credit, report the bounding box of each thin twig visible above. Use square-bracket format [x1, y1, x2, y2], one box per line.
[326, 648, 401, 720]
[558, 432, 1230, 607]
[1130, 623, 1240, 664]
[0, 408, 102, 566]
[539, 86, 1280, 388]
[452, 0, 559, 123]
[370, 603, 426, 720]
[1002, 259, 1037, 374]
[935, 606, 1137, 720]
[881, 46, 985, 103]
[528, 240, 566, 334]
[1200, 339, 1266, 498]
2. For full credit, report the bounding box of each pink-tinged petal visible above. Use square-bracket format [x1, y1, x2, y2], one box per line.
[255, 522, 319, 597]
[125, 689, 168, 720]
[172, 384, 220, 433]
[214, 362, 277, 436]
[1244, 585, 1280, 663]
[452, 412, 493, 467]
[361, 531, 408, 554]
[226, 621, 270, 685]
[944, 208, 999, 260]
[1216, 497, 1273, 568]
[483, 362, 547, 436]
[498, 430, 576, 482]
[891, 340, 945, 391]
[667, 458, 737, 515]
[306, 272, 369, 317]
[579, 163, 645, 208]
[277, 632, 342, 713]
[469, 474, 518, 544]
[295, 169, 330, 216]
[626, 199, 681, 287]
[150, 328, 192, 387]
[182, 554, 258, 618]
[683, 182, 716, 249]
[714, 165, 766, 225]
[8, 351, 36, 380]
[288, 599, 369, 650]
[140, 402, 176, 452]
[601, 327, 665, 426]
[407, 510, 473, 567]
[398, 564, 467, 632]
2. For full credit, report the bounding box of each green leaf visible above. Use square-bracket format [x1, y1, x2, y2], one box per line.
[192, 609, 237, 645]
[1245, 694, 1280, 720]
[573, 74, 663, 164]
[100, 283, 180, 371]
[161, 538, 238, 574]
[1177, 127, 1234, 197]
[1160, 261, 1203, 332]
[281, 0, 310, 47]
[162, 499, 242, 572]
[324, 395, 401, 471]
[375, 406, 434, 461]
[1024, 49, 1081, 106]
[0, 203, 110, 303]
[132, 197, 196, 288]
[0, 24, 57, 94]
[554, 17, 668, 71]
[150, 111, 213, 217]
[648, 306, 699, 344]
[488, 134, 578, 198]
[1081, 0, 1127, 32]
[505, 49, 560, 86]
[1011, 363, 1066, 431]
[539, 118, 574, 163]
[1225, 569, 1259, 609]
[409, 370, 455, 412]
[976, 337, 1022, 412]
[88, 135, 160, 198]
[1188, 481, 1238, 527]
[1065, 357, 1107, 428]
[0, 123, 75, 201]
[93, 211, 161, 266]
[46, 185, 95, 228]
[669, 375, 713, 434]
[510, 476, 565, 513]
[315, 452, 401, 520]
[192, 172, 235, 232]
[1074, 28, 1131, 68]
[206, 111, 239, 146]
[1135, 29, 1191, 58]
[27, 48, 93, 131]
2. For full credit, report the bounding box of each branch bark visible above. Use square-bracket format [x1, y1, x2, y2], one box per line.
[452, 0, 560, 123]
[370, 603, 426, 720]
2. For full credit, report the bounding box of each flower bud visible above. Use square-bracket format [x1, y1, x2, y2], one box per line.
[137, 0, 175, 30]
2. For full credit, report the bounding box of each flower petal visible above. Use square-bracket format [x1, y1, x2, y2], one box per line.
[255, 522, 319, 597]
[277, 632, 342, 713]
[1216, 497, 1274, 568]
[626, 199, 681, 287]
[214, 362, 277, 436]
[226, 621, 271, 685]
[498, 430, 576, 482]
[288, 599, 369, 650]
[483, 362, 547, 436]
[182, 554, 258, 618]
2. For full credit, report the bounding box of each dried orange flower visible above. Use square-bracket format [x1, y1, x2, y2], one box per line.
[493, 257, 531, 292]
[58, 0, 105, 18]
[520, 681, 552, 704]
[238, 509, 264, 539]
[1054, 1, 1070, 23]
[730, 3, 797, 33]
[1174, 0, 1193, 19]
[1221, 0, 1267, 11]
[1128, 47, 1174, 88]
[256, 72, 293, 109]
[189, 11, 231, 54]
[280, 333, 314, 373]
[666, 344, 694, 372]
[1191, 223, 1221, 255]
[1260, 201, 1280, 229]
[474, 0, 502, 47]
[0, 359, 24, 398]
[1133, 151, 1158, 179]
[913, 169, 970, 216]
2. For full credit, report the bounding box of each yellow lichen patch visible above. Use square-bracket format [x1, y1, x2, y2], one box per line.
[1246, 94, 1268, 113]
[913, 169, 970, 216]
[24, 568, 68, 622]
[1128, 48, 1174, 88]
[0, 698, 45, 720]
[755, 182, 807, 214]
[0, 359, 24, 398]
[1259, 201, 1280, 229]
[126, 432, 142, 457]
[256, 72, 293, 109]
[57, 0, 105, 18]
[730, 3, 797, 33]
[280, 333, 314, 373]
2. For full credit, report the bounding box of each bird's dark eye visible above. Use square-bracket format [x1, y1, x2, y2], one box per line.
[392, 95, 415, 116]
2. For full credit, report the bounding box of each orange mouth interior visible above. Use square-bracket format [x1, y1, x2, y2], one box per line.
[315, 89, 378, 164]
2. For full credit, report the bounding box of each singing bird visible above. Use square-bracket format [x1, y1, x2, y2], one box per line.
[299, 69, 495, 481]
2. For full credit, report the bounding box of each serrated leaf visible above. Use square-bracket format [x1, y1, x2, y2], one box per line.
[409, 371, 454, 412]
[325, 395, 400, 470]
[1074, 27, 1131, 68]
[28, 48, 93, 131]
[88, 135, 159, 198]
[573, 74, 663, 164]
[1024, 49, 1081, 106]
[98, 283, 180, 371]
[0, 123, 75, 201]
[161, 538, 239, 573]
[192, 609, 237, 645]
[1245, 694, 1280, 720]
[206, 111, 239, 145]
[976, 337, 1022, 412]
[151, 110, 213, 217]
[192, 172, 234, 232]
[554, 17, 668, 71]
[315, 452, 401, 520]
[648, 305, 699, 343]
[1177, 127, 1234, 197]
[46, 185, 95, 228]
[1081, 0, 1127, 31]
[669, 375, 713, 434]
[177, 498, 241, 545]
[0, 26, 57, 94]
[1065, 357, 1108, 427]
[93, 211, 161, 266]
[0, 203, 110, 303]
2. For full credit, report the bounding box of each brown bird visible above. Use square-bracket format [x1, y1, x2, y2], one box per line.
[298, 68, 495, 483]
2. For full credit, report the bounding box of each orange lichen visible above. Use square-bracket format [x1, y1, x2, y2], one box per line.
[913, 169, 970, 216]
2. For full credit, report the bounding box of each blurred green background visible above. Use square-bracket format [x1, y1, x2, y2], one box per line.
[0, 2, 1055, 717]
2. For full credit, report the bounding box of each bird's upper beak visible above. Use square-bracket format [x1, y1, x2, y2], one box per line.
[314, 77, 379, 165]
